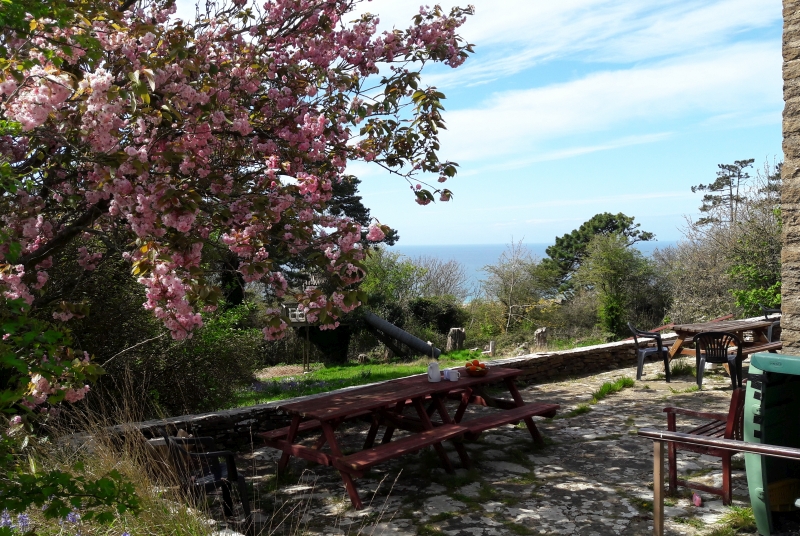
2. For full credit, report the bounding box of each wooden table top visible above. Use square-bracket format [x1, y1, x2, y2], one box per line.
[277, 366, 522, 421]
[671, 318, 774, 334]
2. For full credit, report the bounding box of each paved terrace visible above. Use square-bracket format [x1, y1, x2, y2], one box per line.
[228, 361, 757, 536]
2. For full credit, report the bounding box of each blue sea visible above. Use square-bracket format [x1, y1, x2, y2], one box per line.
[389, 242, 677, 295]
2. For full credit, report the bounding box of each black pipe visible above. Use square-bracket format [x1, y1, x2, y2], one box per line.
[363, 311, 441, 359]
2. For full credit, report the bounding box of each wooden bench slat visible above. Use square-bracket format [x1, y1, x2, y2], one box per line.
[742, 342, 782, 355]
[689, 421, 725, 436]
[257, 419, 324, 441]
[333, 424, 467, 473]
[462, 403, 560, 437]
[257, 409, 374, 442]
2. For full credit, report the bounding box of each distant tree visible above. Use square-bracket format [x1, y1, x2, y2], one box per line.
[412, 255, 470, 302]
[481, 239, 537, 332]
[663, 158, 782, 321]
[542, 213, 654, 293]
[691, 159, 755, 225]
[575, 234, 668, 338]
[359, 247, 424, 326]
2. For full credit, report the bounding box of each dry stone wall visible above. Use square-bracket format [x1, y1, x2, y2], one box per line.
[130, 333, 678, 448]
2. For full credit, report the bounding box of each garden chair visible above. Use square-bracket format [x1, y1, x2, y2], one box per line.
[692, 331, 743, 389]
[663, 387, 745, 505]
[162, 434, 251, 521]
[628, 322, 671, 382]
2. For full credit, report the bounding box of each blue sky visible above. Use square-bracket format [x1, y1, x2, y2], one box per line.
[177, 0, 783, 246]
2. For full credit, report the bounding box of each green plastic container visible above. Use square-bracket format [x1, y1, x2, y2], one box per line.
[744, 353, 800, 535]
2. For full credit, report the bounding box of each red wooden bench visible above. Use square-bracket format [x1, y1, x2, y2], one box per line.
[462, 403, 560, 440]
[741, 341, 782, 355]
[332, 423, 467, 475]
[258, 409, 373, 441]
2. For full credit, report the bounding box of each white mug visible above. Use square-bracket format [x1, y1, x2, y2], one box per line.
[445, 369, 460, 381]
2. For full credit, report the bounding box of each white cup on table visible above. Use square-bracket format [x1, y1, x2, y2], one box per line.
[444, 368, 460, 381]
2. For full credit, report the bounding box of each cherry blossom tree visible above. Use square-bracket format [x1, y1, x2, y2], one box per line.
[0, 0, 472, 515]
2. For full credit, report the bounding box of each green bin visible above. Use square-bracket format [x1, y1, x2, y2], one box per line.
[744, 352, 800, 535]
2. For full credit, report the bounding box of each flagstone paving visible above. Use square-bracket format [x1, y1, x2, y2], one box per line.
[234, 362, 757, 535]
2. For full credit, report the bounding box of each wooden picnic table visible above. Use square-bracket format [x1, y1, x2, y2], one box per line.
[256, 366, 559, 509]
[667, 318, 781, 359]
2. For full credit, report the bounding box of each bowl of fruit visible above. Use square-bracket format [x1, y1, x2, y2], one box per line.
[465, 359, 488, 377]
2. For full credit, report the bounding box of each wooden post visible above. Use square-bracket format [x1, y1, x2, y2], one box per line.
[653, 440, 665, 536]
[488, 340, 496, 357]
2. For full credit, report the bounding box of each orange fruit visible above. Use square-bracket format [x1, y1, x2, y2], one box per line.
[479, 363, 486, 369]
[472, 359, 480, 366]
[465, 362, 471, 368]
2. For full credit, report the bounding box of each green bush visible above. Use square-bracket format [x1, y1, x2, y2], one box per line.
[409, 296, 469, 334]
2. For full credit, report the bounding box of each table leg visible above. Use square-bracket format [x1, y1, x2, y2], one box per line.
[381, 400, 405, 444]
[668, 335, 686, 359]
[504, 378, 544, 446]
[653, 440, 665, 536]
[320, 420, 363, 510]
[754, 327, 770, 344]
[412, 397, 454, 473]
[278, 415, 301, 471]
[432, 394, 471, 468]
[363, 412, 383, 450]
[453, 388, 472, 423]
[313, 418, 341, 451]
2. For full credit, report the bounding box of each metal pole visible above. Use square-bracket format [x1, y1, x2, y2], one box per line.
[653, 440, 664, 536]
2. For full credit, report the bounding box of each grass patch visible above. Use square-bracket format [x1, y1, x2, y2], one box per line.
[590, 377, 635, 404]
[232, 356, 468, 406]
[706, 527, 738, 536]
[670, 358, 696, 377]
[417, 524, 443, 535]
[669, 385, 700, 394]
[674, 516, 705, 529]
[556, 403, 592, 419]
[508, 474, 539, 485]
[719, 506, 756, 532]
[427, 512, 457, 523]
[629, 497, 654, 512]
[503, 521, 538, 535]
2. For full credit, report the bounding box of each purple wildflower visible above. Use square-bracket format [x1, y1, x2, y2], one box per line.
[17, 513, 30, 530]
[66, 511, 80, 524]
[0, 510, 11, 528]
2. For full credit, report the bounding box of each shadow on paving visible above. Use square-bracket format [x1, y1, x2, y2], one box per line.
[225, 362, 755, 536]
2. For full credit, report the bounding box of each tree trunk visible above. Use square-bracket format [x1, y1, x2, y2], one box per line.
[783, 0, 800, 348]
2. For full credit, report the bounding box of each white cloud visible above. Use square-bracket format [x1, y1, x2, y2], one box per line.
[439, 41, 781, 162]
[358, 0, 779, 86]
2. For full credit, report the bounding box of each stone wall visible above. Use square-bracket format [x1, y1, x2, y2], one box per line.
[130, 332, 678, 449]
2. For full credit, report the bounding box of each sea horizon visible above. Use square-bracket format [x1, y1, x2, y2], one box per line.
[389, 241, 678, 297]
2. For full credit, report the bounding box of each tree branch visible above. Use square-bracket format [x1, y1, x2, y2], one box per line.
[19, 199, 109, 269]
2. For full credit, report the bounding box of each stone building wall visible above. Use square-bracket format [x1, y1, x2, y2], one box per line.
[130, 333, 679, 449]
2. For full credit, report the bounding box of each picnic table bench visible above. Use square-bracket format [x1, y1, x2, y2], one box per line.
[257, 366, 559, 509]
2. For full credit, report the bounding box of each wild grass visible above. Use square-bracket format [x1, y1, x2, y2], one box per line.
[10, 407, 223, 536]
[669, 358, 696, 378]
[718, 506, 756, 532]
[556, 403, 592, 419]
[590, 377, 635, 404]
